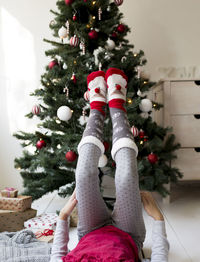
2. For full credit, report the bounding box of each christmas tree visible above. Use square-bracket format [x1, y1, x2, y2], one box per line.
[14, 0, 182, 201]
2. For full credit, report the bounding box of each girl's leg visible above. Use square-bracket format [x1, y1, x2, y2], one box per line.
[106, 68, 146, 250]
[76, 71, 111, 240]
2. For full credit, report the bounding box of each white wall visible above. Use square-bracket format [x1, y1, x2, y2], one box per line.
[120, 0, 200, 80]
[0, 0, 199, 192]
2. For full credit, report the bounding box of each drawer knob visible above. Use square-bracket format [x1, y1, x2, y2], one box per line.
[194, 148, 200, 152]
[194, 114, 200, 119]
[194, 80, 200, 86]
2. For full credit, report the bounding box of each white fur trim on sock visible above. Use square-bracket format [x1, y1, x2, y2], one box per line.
[111, 137, 138, 160]
[78, 136, 105, 155]
[107, 74, 127, 102]
[88, 76, 107, 103]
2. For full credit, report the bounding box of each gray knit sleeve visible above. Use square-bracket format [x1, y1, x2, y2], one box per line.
[50, 218, 69, 262]
[150, 220, 169, 262]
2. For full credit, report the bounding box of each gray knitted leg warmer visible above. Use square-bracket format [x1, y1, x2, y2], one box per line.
[112, 148, 146, 250]
[76, 144, 111, 240]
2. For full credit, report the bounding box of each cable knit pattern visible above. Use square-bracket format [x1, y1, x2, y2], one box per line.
[0, 229, 52, 262]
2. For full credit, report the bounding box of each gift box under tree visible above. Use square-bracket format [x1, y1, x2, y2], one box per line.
[24, 213, 58, 231]
[35, 228, 55, 243]
[1, 187, 18, 198]
[0, 195, 32, 212]
[0, 208, 37, 232]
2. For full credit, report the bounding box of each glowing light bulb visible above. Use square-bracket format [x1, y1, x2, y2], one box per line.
[127, 98, 133, 104]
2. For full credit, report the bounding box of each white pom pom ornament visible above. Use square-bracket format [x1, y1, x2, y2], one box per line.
[98, 154, 108, 167]
[57, 106, 72, 121]
[139, 99, 152, 112]
[58, 26, 68, 39]
[105, 39, 115, 51]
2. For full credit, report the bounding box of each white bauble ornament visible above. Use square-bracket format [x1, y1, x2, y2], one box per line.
[140, 112, 149, 119]
[58, 26, 68, 39]
[139, 99, 152, 112]
[79, 115, 89, 125]
[98, 154, 108, 168]
[137, 89, 142, 97]
[57, 106, 72, 121]
[105, 39, 115, 50]
[63, 63, 68, 69]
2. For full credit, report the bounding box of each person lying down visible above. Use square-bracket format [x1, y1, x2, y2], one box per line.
[50, 68, 169, 262]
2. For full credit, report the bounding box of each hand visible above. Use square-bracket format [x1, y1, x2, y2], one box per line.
[140, 191, 164, 221]
[59, 189, 78, 221]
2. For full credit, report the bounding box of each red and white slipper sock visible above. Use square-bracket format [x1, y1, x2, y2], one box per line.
[78, 71, 106, 156]
[87, 71, 107, 116]
[105, 67, 128, 112]
[105, 68, 138, 160]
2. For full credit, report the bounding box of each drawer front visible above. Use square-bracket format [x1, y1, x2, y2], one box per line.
[171, 148, 200, 180]
[170, 81, 200, 114]
[171, 115, 200, 147]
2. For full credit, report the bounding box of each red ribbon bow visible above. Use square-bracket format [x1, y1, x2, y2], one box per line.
[35, 229, 54, 238]
[5, 187, 15, 191]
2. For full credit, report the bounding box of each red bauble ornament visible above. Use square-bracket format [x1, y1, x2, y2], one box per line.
[73, 14, 77, 21]
[103, 141, 109, 151]
[71, 73, 77, 84]
[70, 35, 79, 47]
[117, 24, 126, 33]
[36, 140, 46, 149]
[65, 151, 77, 162]
[111, 32, 117, 38]
[144, 136, 148, 142]
[148, 153, 158, 164]
[32, 105, 41, 115]
[139, 130, 145, 139]
[48, 60, 58, 69]
[114, 0, 123, 6]
[131, 126, 139, 137]
[65, 0, 74, 5]
[88, 29, 98, 40]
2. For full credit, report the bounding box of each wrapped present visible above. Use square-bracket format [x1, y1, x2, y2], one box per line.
[70, 206, 78, 227]
[0, 208, 37, 232]
[1, 187, 18, 198]
[35, 229, 54, 243]
[24, 213, 58, 230]
[0, 195, 32, 211]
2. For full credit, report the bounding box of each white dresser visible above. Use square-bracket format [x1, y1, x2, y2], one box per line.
[151, 80, 200, 201]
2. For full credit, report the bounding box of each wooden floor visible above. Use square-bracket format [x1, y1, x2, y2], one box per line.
[32, 177, 200, 262]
